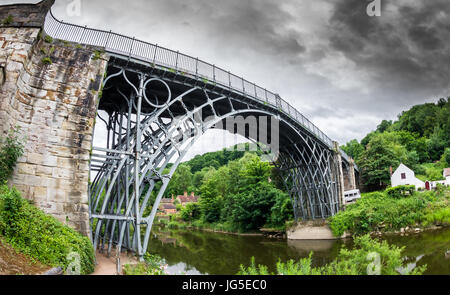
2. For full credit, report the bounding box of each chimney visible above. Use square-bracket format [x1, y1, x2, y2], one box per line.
[184, 191, 187, 197]
[389, 166, 393, 177]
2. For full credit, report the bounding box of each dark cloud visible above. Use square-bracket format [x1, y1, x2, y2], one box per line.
[328, 0, 450, 94]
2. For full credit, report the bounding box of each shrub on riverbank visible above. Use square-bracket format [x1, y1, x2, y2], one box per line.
[123, 253, 167, 275]
[329, 187, 450, 237]
[0, 185, 95, 274]
[238, 235, 426, 275]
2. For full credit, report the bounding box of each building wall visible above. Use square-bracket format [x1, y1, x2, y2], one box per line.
[0, 26, 108, 236]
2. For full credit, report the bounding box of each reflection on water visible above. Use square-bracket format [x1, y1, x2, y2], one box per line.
[147, 226, 450, 275]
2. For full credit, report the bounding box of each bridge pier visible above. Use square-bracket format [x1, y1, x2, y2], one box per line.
[0, 0, 108, 236]
[332, 141, 346, 211]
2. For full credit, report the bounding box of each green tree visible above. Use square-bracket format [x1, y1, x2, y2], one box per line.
[376, 120, 392, 133]
[358, 133, 407, 189]
[442, 148, 450, 166]
[166, 164, 193, 196]
[341, 139, 364, 161]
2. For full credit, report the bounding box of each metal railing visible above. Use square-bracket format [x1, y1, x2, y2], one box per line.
[43, 10, 338, 150]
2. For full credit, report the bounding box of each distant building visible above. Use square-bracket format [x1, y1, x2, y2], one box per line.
[390, 163, 425, 190]
[161, 197, 174, 204]
[344, 189, 361, 204]
[444, 168, 450, 186]
[176, 191, 199, 206]
[159, 203, 177, 215]
[424, 168, 450, 190]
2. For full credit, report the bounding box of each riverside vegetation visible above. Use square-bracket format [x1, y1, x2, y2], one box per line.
[329, 185, 450, 237]
[0, 128, 95, 274]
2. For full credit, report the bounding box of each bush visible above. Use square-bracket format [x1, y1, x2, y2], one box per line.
[0, 185, 95, 274]
[180, 203, 201, 222]
[123, 253, 167, 275]
[0, 127, 24, 183]
[385, 185, 415, 199]
[329, 190, 432, 236]
[238, 235, 426, 275]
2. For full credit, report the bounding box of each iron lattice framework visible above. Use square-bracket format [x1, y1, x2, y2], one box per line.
[42, 11, 355, 257]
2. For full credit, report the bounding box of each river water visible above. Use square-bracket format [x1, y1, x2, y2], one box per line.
[147, 226, 450, 275]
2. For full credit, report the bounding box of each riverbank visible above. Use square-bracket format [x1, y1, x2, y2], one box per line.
[328, 186, 450, 237]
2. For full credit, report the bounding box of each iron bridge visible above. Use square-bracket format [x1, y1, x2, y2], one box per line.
[43, 10, 358, 258]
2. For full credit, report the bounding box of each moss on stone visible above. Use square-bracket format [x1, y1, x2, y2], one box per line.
[2, 15, 14, 25]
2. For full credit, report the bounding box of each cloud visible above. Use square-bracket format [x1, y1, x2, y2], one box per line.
[327, 0, 450, 96]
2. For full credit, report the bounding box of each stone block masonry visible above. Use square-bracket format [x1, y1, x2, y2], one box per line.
[0, 22, 109, 236]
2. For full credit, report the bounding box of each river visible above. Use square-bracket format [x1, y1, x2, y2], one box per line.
[147, 225, 450, 275]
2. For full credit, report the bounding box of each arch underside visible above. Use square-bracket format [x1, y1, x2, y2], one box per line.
[89, 62, 342, 257]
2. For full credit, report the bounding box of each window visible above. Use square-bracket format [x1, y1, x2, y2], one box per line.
[401, 173, 406, 179]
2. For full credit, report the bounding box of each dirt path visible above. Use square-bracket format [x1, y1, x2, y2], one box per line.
[92, 250, 139, 275]
[0, 238, 50, 275]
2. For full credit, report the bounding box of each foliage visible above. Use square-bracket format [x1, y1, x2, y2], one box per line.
[442, 148, 450, 166]
[328, 188, 449, 237]
[123, 253, 167, 275]
[385, 185, 415, 199]
[92, 50, 103, 60]
[238, 235, 426, 275]
[158, 149, 291, 233]
[180, 202, 201, 222]
[43, 35, 53, 43]
[357, 133, 407, 188]
[422, 207, 450, 226]
[0, 127, 24, 183]
[165, 164, 193, 197]
[341, 139, 364, 162]
[41, 57, 52, 65]
[0, 185, 95, 274]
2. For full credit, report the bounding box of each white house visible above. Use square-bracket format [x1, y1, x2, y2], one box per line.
[444, 168, 450, 186]
[390, 163, 425, 190]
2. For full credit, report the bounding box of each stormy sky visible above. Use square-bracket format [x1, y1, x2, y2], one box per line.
[5, 0, 450, 158]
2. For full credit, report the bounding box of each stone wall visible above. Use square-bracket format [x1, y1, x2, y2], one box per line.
[0, 26, 108, 236]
